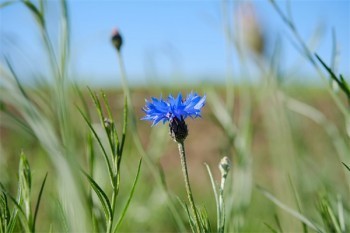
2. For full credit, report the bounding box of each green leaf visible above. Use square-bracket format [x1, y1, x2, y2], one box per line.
[257, 186, 324, 233]
[288, 175, 307, 233]
[263, 222, 279, 233]
[82, 171, 112, 222]
[197, 207, 211, 233]
[113, 158, 142, 232]
[342, 162, 350, 172]
[77, 107, 114, 186]
[0, 184, 27, 231]
[101, 92, 119, 158]
[315, 54, 350, 100]
[21, 0, 45, 27]
[0, 191, 10, 233]
[317, 195, 341, 233]
[32, 172, 48, 232]
[204, 163, 219, 231]
[118, 96, 128, 159]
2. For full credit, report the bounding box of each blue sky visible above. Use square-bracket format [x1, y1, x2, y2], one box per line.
[1, 0, 349, 86]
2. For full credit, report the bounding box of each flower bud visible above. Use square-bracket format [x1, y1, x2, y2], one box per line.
[104, 118, 113, 129]
[236, 2, 265, 56]
[104, 118, 114, 136]
[111, 28, 123, 51]
[169, 117, 188, 143]
[219, 156, 231, 178]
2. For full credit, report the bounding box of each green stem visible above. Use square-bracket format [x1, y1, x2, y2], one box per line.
[117, 51, 132, 106]
[107, 172, 120, 233]
[177, 142, 201, 233]
[115, 48, 186, 232]
[218, 175, 227, 233]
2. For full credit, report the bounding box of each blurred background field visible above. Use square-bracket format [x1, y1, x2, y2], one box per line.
[1, 0, 349, 232]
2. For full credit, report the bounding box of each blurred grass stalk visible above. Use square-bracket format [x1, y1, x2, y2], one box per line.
[1, 0, 90, 231]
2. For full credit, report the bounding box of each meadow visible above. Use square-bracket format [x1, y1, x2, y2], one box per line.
[1, 1, 349, 232]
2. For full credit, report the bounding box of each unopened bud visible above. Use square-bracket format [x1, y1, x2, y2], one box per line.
[104, 118, 113, 129]
[236, 2, 265, 56]
[169, 117, 188, 143]
[104, 118, 114, 136]
[219, 156, 231, 178]
[111, 28, 123, 51]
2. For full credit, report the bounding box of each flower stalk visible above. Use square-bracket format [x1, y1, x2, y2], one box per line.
[177, 141, 201, 233]
[218, 156, 231, 233]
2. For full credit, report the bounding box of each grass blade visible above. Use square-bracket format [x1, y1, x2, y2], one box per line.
[88, 89, 118, 162]
[318, 195, 341, 233]
[77, 107, 114, 185]
[113, 158, 142, 232]
[257, 186, 324, 233]
[32, 172, 48, 232]
[342, 162, 350, 172]
[315, 54, 350, 100]
[204, 163, 219, 231]
[82, 171, 112, 222]
[22, 0, 45, 27]
[118, 96, 128, 158]
[264, 222, 279, 233]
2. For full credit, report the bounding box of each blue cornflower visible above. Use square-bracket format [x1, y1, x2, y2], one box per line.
[141, 92, 206, 126]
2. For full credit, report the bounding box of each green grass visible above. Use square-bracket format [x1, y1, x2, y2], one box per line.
[1, 0, 349, 232]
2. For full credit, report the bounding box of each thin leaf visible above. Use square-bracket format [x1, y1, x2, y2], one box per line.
[82, 171, 112, 222]
[74, 85, 95, 175]
[32, 172, 48, 232]
[274, 214, 283, 233]
[118, 96, 128, 158]
[113, 158, 142, 232]
[198, 207, 211, 233]
[101, 92, 119, 157]
[204, 163, 219, 231]
[0, 191, 10, 232]
[88, 89, 117, 165]
[21, 0, 45, 26]
[55, 199, 69, 233]
[342, 162, 350, 172]
[318, 195, 341, 233]
[257, 186, 324, 233]
[337, 195, 345, 232]
[315, 54, 350, 99]
[264, 222, 279, 233]
[77, 106, 114, 185]
[0, 185, 26, 219]
[4, 57, 29, 99]
[288, 175, 307, 233]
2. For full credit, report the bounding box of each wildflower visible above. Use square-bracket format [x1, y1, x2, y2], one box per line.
[142, 92, 205, 230]
[111, 28, 123, 51]
[141, 92, 206, 142]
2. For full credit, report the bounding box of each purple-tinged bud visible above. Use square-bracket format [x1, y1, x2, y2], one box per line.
[111, 28, 123, 51]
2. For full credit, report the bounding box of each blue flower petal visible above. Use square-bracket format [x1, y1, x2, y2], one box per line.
[141, 92, 206, 126]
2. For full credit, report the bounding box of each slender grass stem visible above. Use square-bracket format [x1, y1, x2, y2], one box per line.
[177, 142, 201, 233]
